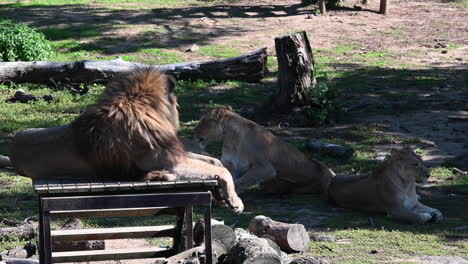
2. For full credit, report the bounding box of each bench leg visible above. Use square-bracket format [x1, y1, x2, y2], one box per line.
[173, 208, 185, 253]
[204, 204, 212, 264]
[42, 210, 53, 263]
[38, 199, 45, 264]
[185, 206, 193, 249]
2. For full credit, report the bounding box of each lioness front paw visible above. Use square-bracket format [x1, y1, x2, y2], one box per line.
[431, 210, 443, 222]
[417, 213, 433, 224]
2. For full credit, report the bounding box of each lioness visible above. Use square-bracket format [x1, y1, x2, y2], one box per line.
[193, 106, 335, 194]
[3, 69, 243, 213]
[328, 147, 443, 224]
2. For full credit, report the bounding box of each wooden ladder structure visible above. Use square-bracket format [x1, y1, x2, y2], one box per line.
[33, 179, 218, 264]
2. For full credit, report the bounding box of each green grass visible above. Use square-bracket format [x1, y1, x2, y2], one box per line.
[197, 44, 242, 58]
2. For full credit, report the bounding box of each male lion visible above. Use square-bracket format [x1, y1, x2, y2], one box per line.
[193, 106, 335, 194]
[3, 68, 243, 213]
[328, 147, 443, 224]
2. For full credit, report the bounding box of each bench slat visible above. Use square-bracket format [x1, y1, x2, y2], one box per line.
[51, 225, 175, 241]
[52, 247, 171, 263]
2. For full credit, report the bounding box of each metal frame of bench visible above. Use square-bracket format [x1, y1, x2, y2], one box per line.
[33, 180, 218, 264]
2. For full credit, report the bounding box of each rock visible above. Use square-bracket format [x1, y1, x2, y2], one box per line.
[289, 257, 324, 264]
[418, 256, 468, 264]
[186, 44, 200, 52]
[311, 233, 336, 242]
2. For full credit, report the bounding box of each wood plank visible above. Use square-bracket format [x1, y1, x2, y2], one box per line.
[42, 192, 212, 211]
[52, 225, 175, 241]
[52, 247, 171, 263]
[50, 207, 172, 219]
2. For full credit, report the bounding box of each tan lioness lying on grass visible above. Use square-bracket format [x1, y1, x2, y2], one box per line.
[193, 106, 335, 194]
[328, 147, 443, 224]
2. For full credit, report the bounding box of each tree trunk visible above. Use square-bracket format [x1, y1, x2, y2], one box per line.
[248, 215, 310, 253]
[273, 32, 316, 110]
[51, 219, 105, 252]
[319, 0, 327, 15]
[307, 140, 355, 159]
[0, 48, 267, 84]
[379, 0, 389, 15]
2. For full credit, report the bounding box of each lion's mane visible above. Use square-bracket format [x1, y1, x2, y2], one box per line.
[71, 68, 185, 179]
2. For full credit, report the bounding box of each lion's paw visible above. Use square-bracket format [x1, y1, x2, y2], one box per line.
[230, 197, 244, 214]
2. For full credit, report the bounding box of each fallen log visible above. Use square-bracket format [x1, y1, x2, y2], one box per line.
[52, 218, 104, 252]
[0, 225, 37, 240]
[0, 258, 39, 264]
[248, 215, 310, 253]
[289, 257, 324, 264]
[0, 48, 268, 84]
[307, 140, 355, 159]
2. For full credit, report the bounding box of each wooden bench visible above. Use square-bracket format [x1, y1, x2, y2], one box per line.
[33, 179, 218, 264]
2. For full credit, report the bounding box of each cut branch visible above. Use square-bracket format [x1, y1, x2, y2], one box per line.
[0, 48, 268, 84]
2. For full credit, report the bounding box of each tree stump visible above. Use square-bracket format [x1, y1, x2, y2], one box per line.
[379, 0, 389, 14]
[319, 0, 327, 15]
[273, 31, 316, 110]
[248, 215, 310, 253]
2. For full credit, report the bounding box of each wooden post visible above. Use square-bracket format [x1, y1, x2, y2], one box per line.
[319, 0, 327, 15]
[273, 31, 316, 110]
[379, 0, 389, 15]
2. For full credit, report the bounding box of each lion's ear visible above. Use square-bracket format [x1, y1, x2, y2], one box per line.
[212, 107, 228, 120]
[166, 75, 177, 93]
[226, 105, 233, 111]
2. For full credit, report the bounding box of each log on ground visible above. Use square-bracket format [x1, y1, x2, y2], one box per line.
[0, 48, 268, 84]
[224, 236, 285, 264]
[193, 220, 236, 252]
[0, 225, 37, 240]
[248, 215, 310, 253]
[51, 218, 104, 252]
[154, 240, 226, 264]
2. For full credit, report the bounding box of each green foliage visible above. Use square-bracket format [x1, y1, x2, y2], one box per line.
[305, 80, 339, 123]
[0, 19, 52, 62]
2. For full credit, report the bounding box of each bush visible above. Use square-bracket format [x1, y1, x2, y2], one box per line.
[0, 19, 52, 62]
[305, 81, 339, 123]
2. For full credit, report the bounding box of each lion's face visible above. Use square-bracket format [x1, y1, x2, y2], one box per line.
[193, 107, 230, 148]
[391, 148, 430, 186]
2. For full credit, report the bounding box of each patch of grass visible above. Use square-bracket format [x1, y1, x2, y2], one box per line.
[197, 44, 241, 58]
[0, 83, 103, 133]
[40, 25, 102, 40]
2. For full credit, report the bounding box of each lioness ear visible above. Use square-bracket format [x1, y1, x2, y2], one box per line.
[226, 105, 233, 111]
[390, 148, 402, 158]
[212, 107, 228, 120]
[166, 75, 177, 93]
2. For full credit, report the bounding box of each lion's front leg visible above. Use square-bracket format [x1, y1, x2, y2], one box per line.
[413, 202, 443, 222]
[387, 207, 433, 225]
[170, 156, 244, 214]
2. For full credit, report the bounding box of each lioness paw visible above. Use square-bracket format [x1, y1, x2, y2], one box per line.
[431, 210, 443, 222]
[418, 213, 433, 224]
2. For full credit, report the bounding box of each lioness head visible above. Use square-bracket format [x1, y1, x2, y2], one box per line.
[193, 106, 232, 148]
[389, 147, 430, 186]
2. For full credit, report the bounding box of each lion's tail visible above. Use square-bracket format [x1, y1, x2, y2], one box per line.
[0, 155, 12, 168]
